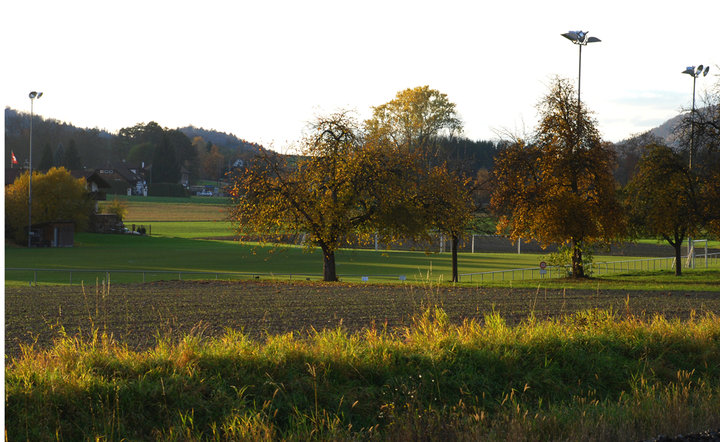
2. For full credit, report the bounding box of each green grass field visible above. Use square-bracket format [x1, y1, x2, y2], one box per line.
[7, 232, 719, 289]
[8, 197, 719, 287]
[6, 232, 572, 284]
[126, 221, 234, 238]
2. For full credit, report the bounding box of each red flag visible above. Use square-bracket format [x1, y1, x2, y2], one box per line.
[11, 151, 18, 165]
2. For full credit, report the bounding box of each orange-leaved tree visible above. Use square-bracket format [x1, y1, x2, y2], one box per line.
[491, 77, 625, 278]
[228, 112, 409, 282]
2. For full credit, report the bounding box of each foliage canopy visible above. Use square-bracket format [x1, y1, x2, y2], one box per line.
[5, 167, 94, 243]
[491, 77, 625, 277]
[229, 112, 411, 281]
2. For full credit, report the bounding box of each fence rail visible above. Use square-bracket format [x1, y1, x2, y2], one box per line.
[5, 268, 410, 285]
[459, 252, 720, 283]
[7, 253, 720, 286]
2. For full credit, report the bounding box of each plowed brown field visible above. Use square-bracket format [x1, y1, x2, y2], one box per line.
[6, 280, 720, 359]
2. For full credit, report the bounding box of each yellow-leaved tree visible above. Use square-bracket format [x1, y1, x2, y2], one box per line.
[5, 167, 95, 244]
[366, 86, 479, 282]
[491, 77, 626, 278]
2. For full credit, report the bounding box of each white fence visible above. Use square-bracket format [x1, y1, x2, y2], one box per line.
[7, 253, 720, 286]
[459, 252, 720, 283]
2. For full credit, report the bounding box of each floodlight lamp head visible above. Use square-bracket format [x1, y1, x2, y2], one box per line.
[682, 66, 696, 76]
[29, 91, 38, 99]
[703, 66, 710, 76]
[697, 65, 704, 74]
[561, 32, 577, 42]
[37, 92, 43, 99]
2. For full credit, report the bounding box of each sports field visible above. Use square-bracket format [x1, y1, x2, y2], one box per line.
[3, 232, 578, 284]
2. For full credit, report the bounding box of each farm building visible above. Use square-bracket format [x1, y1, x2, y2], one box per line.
[28, 221, 74, 248]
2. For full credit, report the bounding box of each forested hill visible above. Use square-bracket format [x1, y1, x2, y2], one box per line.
[179, 126, 263, 154]
[4, 107, 265, 170]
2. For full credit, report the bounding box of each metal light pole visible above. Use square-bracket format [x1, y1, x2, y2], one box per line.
[561, 31, 601, 106]
[28, 91, 43, 248]
[682, 65, 709, 268]
[682, 65, 710, 170]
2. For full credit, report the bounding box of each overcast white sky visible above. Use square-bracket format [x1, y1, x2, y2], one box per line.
[3, 0, 719, 151]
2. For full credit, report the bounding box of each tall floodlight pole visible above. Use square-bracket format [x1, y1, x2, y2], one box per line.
[682, 65, 710, 170]
[682, 65, 709, 268]
[561, 30, 601, 143]
[561, 31, 601, 103]
[28, 91, 43, 248]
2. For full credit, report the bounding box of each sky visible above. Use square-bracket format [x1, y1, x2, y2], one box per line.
[3, 0, 719, 152]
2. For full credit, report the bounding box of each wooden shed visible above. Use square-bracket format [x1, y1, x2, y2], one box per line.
[30, 221, 75, 248]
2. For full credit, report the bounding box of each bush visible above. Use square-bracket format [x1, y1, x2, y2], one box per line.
[5, 168, 94, 243]
[104, 198, 127, 221]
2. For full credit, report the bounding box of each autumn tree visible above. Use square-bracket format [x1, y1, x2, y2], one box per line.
[229, 112, 406, 281]
[366, 85, 462, 153]
[366, 86, 478, 281]
[421, 164, 477, 282]
[624, 144, 701, 276]
[203, 145, 225, 181]
[5, 167, 94, 244]
[491, 77, 625, 278]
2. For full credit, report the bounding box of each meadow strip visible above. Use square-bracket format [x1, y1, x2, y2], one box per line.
[6, 306, 720, 441]
[7, 280, 720, 360]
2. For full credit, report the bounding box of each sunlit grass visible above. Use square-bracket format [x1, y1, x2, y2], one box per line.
[7, 298, 720, 441]
[6, 233, 671, 286]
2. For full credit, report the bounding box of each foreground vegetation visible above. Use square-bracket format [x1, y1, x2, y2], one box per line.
[7, 302, 720, 441]
[9, 277, 720, 360]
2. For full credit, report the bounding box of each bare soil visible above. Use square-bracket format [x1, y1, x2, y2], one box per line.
[6, 280, 720, 360]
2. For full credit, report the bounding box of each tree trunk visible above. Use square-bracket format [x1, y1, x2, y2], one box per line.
[322, 248, 338, 282]
[674, 241, 683, 276]
[451, 234, 459, 283]
[571, 240, 585, 278]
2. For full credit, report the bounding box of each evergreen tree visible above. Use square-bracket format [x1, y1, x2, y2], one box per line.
[64, 139, 83, 170]
[38, 143, 54, 172]
[53, 143, 65, 168]
[151, 135, 180, 184]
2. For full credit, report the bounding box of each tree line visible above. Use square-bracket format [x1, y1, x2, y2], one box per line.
[5, 107, 499, 191]
[229, 80, 720, 281]
[4, 108, 263, 187]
